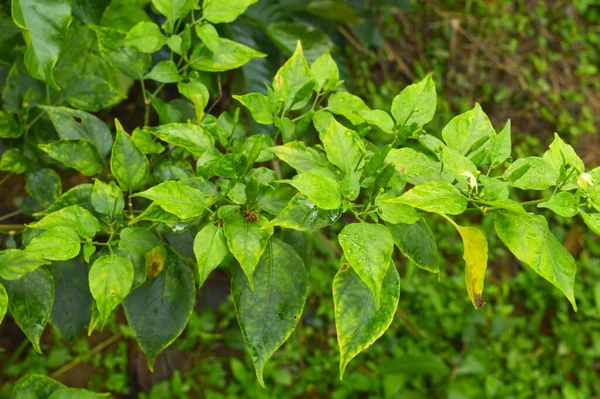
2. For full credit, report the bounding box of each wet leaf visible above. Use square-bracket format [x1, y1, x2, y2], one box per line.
[263, 194, 341, 231]
[281, 172, 341, 210]
[322, 118, 364, 174]
[387, 220, 439, 274]
[118, 227, 162, 256]
[537, 192, 579, 217]
[442, 103, 494, 155]
[269, 141, 328, 171]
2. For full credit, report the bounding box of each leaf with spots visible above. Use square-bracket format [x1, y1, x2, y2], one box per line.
[89, 253, 134, 328]
[232, 238, 308, 387]
[25, 226, 81, 261]
[110, 119, 149, 192]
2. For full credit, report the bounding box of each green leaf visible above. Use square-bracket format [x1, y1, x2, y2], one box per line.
[266, 22, 333, 64]
[39, 139, 104, 176]
[49, 259, 92, 341]
[195, 23, 219, 51]
[322, 119, 364, 174]
[224, 211, 274, 290]
[145, 60, 181, 83]
[334, 258, 400, 379]
[124, 21, 166, 53]
[338, 223, 394, 308]
[356, 109, 394, 134]
[92, 179, 124, 218]
[25, 226, 81, 261]
[2, 268, 54, 353]
[146, 123, 214, 155]
[0, 249, 50, 280]
[30, 205, 101, 239]
[452, 224, 488, 309]
[189, 39, 266, 72]
[385, 148, 452, 185]
[203, 0, 256, 23]
[89, 253, 133, 327]
[504, 157, 559, 190]
[12, 374, 64, 399]
[263, 194, 341, 231]
[310, 49, 339, 93]
[269, 141, 327, 172]
[178, 78, 210, 120]
[494, 212, 577, 310]
[272, 41, 313, 109]
[391, 73, 436, 130]
[0, 148, 29, 174]
[111, 119, 149, 192]
[442, 103, 494, 155]
[123, 250, 195, 370]
[0, 110, 23, 138]
[387, 220, 439, 273]
[193, 224, 228, 287]
[35, 184, 94, 216]
[581, 211, 600, 235]
[537, 192, 579, 217]
[375, 194, 420, 225]
[281, 172, 341, 210]
[232, 238, 308, 387]
[118, 227, 162, 256]
[48, 388, 110, 399]
[39, 106, 113, 157]
[233, 92, 274, 125]
[72, 0, 111, 24]
[326, 92, 369, 125]
[132, 128, 166, 154]
[490, 119, 511, 167]
[12, 0, 72, 88]
[26, 169, 62, 208]
[0, 282, 6, 325]
[391, 180, 467, 215]
[91, 25, 151, 79]
[152, 0, 195, 30]
[133, 181, 207, 219]
[544, 133, 585, 174]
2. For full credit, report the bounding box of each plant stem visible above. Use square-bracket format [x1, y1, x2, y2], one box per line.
[50, 334, 123, 379]
[0, 224, 25, 233]
[0, 173, 13, 188]
[0, 210, 23, 222]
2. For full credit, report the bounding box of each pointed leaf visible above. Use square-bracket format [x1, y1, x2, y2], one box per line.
[387, 220, 439, 273]
[454, 225, 488, 309]
[537, 192, 579, 217]
[310, 49, 339, 93]
[322, 119, 364, 174]
[281, 172, 341, 210]
[504, 157, 559, 190]
[385, 148, 452, 185]
[442, 103, 494, 155]
[132, 180, 207, 219]
[0, 249, 51, 280]
[111, 119, 149, 192]
[0, 282, 7, 325]
[391, 73, 436, 129]
[272, 41, 313, 108]
[92, 179, 124, 218]
[12, 374, 64, 399]
[91, 25, 151, 79]
[490, 119, 511, 167]
[263, 194, 341, 231]
[203, 0, 257, 23]
[193, 224, 228, 287]
[29, 205, 101, 239]
[36, 184, 93, 216]
[124, 21, 166, 53]
[189, 38, 266, 72]
[25, 226, 81, 261]
[146, 123, 214, 155]
[39, 139, 104, 176]
[390, 180, 467, 215]
[26, 169, 62, 208]
[118, 227, 162, 256]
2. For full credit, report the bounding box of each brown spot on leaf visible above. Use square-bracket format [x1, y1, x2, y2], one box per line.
[474, 295, 486, 309]
[244, 210, 259, 223]
[340, 264, 348, 271]
[73, 115, 83, 123]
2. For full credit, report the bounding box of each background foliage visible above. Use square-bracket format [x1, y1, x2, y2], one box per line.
[1, 0, 600, 398]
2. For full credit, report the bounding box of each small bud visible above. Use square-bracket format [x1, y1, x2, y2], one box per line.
[577, 173, 594, 190]
[461, 171, 478, 193]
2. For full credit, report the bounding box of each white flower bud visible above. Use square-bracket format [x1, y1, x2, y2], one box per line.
[577, 173, 594, 190]
[461, 171, 478, 193]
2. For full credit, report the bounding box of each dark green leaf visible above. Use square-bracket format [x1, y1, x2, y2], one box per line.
[111, 119, 149, 192]
[91, 25, 151, 79]
[0, 148, 29, 174]
[72, 0, 111, 24]
[387, 220, 439, 273]
[39, 139, 104, 176]
[118, 227, 162, 256]
[0, 110, 23, 138]
[26, 168, 62, 208]
[35, 184, 93, 216]
[12, 374, 64, 399]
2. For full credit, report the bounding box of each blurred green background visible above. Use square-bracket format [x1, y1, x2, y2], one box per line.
[1, 0, 600, 397]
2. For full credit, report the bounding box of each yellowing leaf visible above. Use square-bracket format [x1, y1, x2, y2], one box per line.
[455, 225, 488, 309]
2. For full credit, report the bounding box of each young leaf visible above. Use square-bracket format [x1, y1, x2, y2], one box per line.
[310, 49, 339, 93]
[195, 23, 219, 51]
[193, 224, 228, 287]
[537, 192, 579, 217]
[91, 25, 151, 79]
[89, 253, 134, 327]
[269, 142, 328, 171]
[326, 92, 369, 125]
[203, 0, 257, 23]
[26, 169, 62, 208]
[118, 227, 162, 256]
[356, 109, 394, 134]
[224, 212, 274, 290]
[92, 180, 124, 218]
[0, 249, 50, 280]
[146, 123, 214, 155]
[490, 119, 511, 167]
[391, 73, 436, 130]
[281, 172, 342, 210]
[123, 250, 195, 370]
[494, 212, 577, 310]
[11, 0, 72, 88]
[189, 39, 266, 72]
[263, 194, 341, 231]
[0, 283, 6, 324]
[387, 220, 439, 274]
[322, 119, 364, 174]
[145, 60, 181, 83]
[390, 180, 468, 215]
[442, 103, 495, 155]
[385, 148, 452, 185]
[233, 93, 275, 124]
[152, 0, 196, 30]
[29, 205, 101, 239]
[178, 78, 210, 120]
[39, 139, 104, 176]
[111, 120, 149, 192]
[39, 106, 113, 157]
[544, 133, 585, 173]
[2, 268, 54, 353]
[272, 41, 313, 109]
[132, 128, 166, 154]
[25, 226, 81, 261]
[334, 258, 400, 379]
[338, 223, 394, 308]
[232, 238, 308, 387]
[503, 157, 559, 190]
[132, 181, 207, 219]
[124, 21, 166, 53]
[49, 259, 93, 341]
